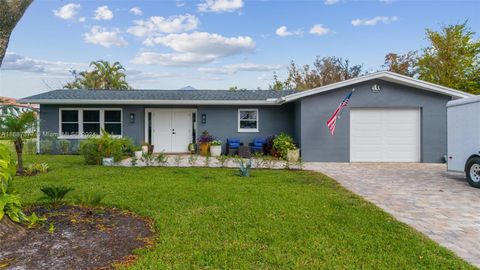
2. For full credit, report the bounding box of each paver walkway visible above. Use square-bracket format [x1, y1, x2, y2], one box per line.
[305, 162, 480, 267]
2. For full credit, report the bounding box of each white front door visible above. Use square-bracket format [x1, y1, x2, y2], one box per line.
[350, 108, 421, 162]
[147, 109, 194, 153]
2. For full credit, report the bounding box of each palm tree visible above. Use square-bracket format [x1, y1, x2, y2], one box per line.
[0, 110, 36, 175]
[64, 60, 131, 90]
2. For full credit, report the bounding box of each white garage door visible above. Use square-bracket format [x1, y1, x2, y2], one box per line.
[350, 108, 420, 162]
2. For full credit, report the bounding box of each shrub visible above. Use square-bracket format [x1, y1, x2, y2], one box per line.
[272, 133, 297, 160]
[57, 139, 71, 154]
[238, 159, 252, 177]
[79, 130, 134, 165]
[39, 186, 74, 206]
[24, 163, 49, 176]
[40, 139, 54, 154]
[0, 144, 42, 226]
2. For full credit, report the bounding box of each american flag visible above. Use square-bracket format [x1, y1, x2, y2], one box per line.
[326, 90, 354, 135]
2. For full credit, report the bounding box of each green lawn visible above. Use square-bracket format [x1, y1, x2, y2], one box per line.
[11, 153, 473, 269]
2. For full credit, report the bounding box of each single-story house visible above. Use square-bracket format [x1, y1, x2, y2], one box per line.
[19, 71, 472, 163]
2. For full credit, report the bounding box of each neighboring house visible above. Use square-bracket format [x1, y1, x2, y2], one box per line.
[1, 96, 38, 116]
[19, 71, 472, 163]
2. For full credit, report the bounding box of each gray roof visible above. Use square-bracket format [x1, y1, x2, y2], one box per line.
[19, 89, 296, 105]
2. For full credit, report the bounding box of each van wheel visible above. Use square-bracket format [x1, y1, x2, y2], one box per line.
[466, 156, 480, 188]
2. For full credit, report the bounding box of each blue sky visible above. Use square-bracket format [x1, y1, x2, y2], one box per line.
[1, 0, 479, 98]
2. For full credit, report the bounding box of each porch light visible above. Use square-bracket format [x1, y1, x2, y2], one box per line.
[201, 113, 206, 124]
[129, 113, 135, 123]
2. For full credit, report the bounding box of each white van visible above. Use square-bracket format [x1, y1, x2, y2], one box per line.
[447, 95, 480, 187]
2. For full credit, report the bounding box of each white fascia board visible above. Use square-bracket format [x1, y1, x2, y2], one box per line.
[281, 71, 473, 103]
[18, 99, 281, 106]
[447, 95, 480, 107]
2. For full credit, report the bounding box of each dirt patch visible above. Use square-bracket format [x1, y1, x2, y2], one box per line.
[0, 205, 155, 269]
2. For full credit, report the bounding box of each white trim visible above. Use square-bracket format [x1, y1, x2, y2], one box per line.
[238, 108, 259, 133]
[447, 95, 480, 108]
[58, 108, 123, 139]
[281, 71, 472, 103]
[21, 99, 280, 105]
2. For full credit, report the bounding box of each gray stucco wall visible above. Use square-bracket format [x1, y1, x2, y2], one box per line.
[299, 79, 451, 163]
[39, 105, 145, 152]
[39, 104, 295, 154]
[197, 104, 295, 152]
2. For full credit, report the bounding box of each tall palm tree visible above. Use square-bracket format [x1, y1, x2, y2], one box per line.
[0, 111, 36, 175]
[64, 60, 131, 90]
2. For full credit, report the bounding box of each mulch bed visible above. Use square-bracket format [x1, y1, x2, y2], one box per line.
[0, 205, 155, 269]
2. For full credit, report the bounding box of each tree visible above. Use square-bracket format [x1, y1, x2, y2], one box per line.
[64, 60, 132, 90]
[0, 110, 36, 175]
[270, 56, 363, 91]
[0, 0, 32, 66]
[382, 51, 418, 77]
[417, 22, 480, 94]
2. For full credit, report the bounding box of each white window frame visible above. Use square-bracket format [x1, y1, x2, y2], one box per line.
[59, 108, 123, 139]
[238, 108, 259, 133]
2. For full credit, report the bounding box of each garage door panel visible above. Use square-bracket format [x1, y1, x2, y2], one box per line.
[350, 108, 420, 162]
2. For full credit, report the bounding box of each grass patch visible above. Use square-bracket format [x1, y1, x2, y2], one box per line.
[12, 154, 474, 269]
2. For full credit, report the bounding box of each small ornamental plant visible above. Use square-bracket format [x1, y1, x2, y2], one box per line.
[272, 133, 297, 160]
[198, 131, 214, 144]
[210, 140, 222, 146]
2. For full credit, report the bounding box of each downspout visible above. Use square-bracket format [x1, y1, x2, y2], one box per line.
[36, 106, 40, 154]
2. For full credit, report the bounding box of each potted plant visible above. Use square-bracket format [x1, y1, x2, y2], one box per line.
[141, 142, 149, 153]
[140, 142, 154, 154]
[272, 133, 299, 161]
[134, 146, 143, 160]
[188, 143, 196, 154]
[286, 148, 300, 162]
[198, 131, 213, 156]
[210, 140, 222, 157]
[98, 130, 116, 166]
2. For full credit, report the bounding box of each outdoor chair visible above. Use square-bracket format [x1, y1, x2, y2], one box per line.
[226, 138, 241, 155]
[251, 138, 266, 154]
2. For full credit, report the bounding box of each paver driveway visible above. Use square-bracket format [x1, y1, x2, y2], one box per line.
[305, 162, 480, 267]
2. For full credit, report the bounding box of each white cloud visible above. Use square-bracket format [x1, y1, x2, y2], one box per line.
[144, 31, 254, 55]
[1, 52, 86, 77]
[132, 32, 255, 66]
[198, 63, 282, 75]
[275, 26, 302, 37]
[379, 0, 394, 3]
[131, 52, 217, 66]
[351, 16, 398, 26]
[309, 24, 331, 36]
[127, 14, 199, 37]
[83, 26, 127, 48]
[197, 0, 243, 13]
[324, 0, 339, 5]
[129, 7, 143, 16]
[93, 5, 113, 21]
[53, 3, 81, 20]
[78, 17, 86, 22]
